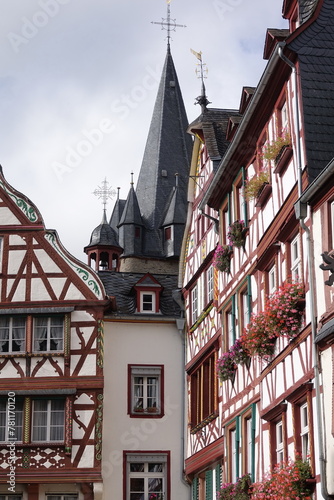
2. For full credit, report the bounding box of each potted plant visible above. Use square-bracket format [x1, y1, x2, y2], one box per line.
[216, 351, 237, 382]
[263, 129, 291, 163]
[230, 338, 250, 365]
[147, 406, 158, 413]
[244, 170, 270, 201]
[241, 310, 277, 359]
[217, 474, 251, 500]
[252, 458, 313, 499]
[228, 220, 247, 248]
[265, 281, 304, 339]
[213, 244, 233, 273]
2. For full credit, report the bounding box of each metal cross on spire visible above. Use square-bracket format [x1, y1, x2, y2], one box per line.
[92, 178, 116, 212]
[151, 0, 186, 47]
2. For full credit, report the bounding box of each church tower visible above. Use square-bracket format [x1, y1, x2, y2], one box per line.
[106, 44, 192, 274]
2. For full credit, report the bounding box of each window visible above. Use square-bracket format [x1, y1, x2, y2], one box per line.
[189, 349, 218, 431]
[300, 402, 309, 460]
[32, 399, 65, 442]
[268, 264, 276, 294]
[0, 399, 23, 442]
[0, 316, 25, 353]
[130, 365, 163, 416]
[279, 101, 288, 131]
[224, 297, 236, 349]
[230, 428, 237, 483]
[330, 200, 334, 249]
[262, 403, 287, 468]
[220, 198, 230, 245]
[34, 316, 64, 352]
[191, 285, 198, 325]
[240, 405, 256, 479]
[226, 422, 239, 483]
[126, 453, 168, 500]
[276, 420, 284, 464]
[239, 288, 250, 333]
[0, 496, 22, 500]
[207, 266, 214, 303]
[46, 497, 77, 500]
[140, 292, 156, 313]
[290, 234, 301, 280]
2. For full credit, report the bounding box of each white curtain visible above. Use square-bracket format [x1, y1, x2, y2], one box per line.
[12, 317, 26, 350]
[32, 399, 48, 441]
[34, 318, 48, 351]
[0, 317, 9, 350]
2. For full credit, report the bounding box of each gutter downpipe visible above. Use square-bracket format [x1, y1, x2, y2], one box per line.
[279, 46, 334, 499]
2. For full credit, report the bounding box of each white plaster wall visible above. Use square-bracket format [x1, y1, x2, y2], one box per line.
[320, 349, 334, 494]
[7, 250, 26, 274]
[34, 249, 62, 272]
[0, 206, 20, 225]
[102, 320, 189, 500]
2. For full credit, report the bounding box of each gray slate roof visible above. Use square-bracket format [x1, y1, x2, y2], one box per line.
[135, 47, 192, 233]
[86, 210, 121, 249]
[288, 0, 334, 181]
[188, 108, 240, 169]
[99, 271, 181, 317]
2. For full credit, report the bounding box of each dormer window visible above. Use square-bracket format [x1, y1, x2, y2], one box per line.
[140, 292, 156, 312]
[134, 274, 163, 314]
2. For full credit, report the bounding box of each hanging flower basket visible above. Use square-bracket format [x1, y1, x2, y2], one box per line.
[213, 244, 233, 273]
[216, 351, 237, 382]
[265, 281, 304, 339]
[252, 458, 313, 500]
[240, 280, 304, 359]
[217, 474, 252, 500]
[228, 220, 247, 248]
[241, 311, 277, 358]
[230, 338, 250, 365]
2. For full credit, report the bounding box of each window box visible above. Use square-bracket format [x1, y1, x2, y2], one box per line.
[255, 182, 272, 207]
[273, 145, 293, 174]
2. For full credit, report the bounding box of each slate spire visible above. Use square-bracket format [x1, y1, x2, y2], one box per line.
[135, 48, 192, 238]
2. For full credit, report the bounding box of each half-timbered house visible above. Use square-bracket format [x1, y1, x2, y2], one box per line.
[0, 168, 108, 500]
[182, 0, 334, 498]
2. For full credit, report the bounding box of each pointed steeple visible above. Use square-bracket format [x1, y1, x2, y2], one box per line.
[118, 175, 144, 257]
[136, 48, 192, 235]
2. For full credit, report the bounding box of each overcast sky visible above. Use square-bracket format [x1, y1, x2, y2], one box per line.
[0, 0, 287, 261]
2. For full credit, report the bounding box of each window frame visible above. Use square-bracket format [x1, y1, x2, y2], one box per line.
[46, 496, 78, 500]
[128, 365, 164, 418]
[191, 285, 198, 325]
[125, 451, 170, 500]
[140, 292, 156, 313]
[220, 197, 231, 246]
[223, 296, 236, 350]
[33, 315, 64, 353]
[0, 398, 24, 443]
[206, 266, 214, 304]
[31, 398, 65, 443]
[0, 316, 26, 354]
[290, 234, 301, 281]
[189, 347, 218, 432]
